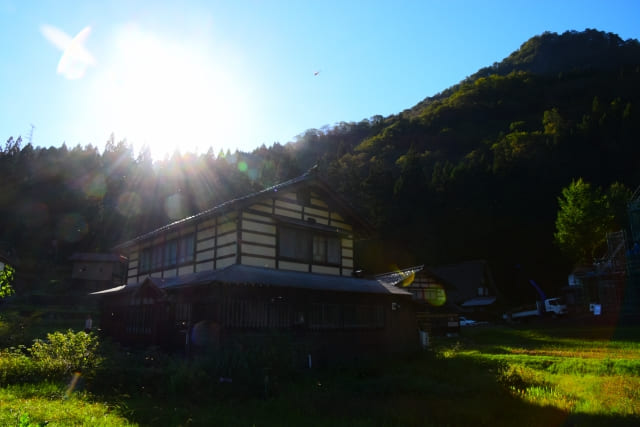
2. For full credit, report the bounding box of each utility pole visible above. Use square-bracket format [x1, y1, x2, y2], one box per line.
[27, 124, 35, 145]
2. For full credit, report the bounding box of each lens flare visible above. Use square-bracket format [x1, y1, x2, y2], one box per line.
[164, 193, 188, 221]
[237, 161, 248, 172]
[82, 173, 107, 200]
[425, 284, 447, 307]
[400, 271, 416, 287]
[65, 372, 82, 398]
[83, 174, 107, 199]
[247, 168, 258, 180]
[116, 191, 142, 216]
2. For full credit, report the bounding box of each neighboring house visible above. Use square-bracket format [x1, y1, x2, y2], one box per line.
[406, 260, 500, 328]
[69, 253, 128, 292]
[96, 169, 418, 362]
[404, 268, 458, 335]
[428, 260, 499, 311]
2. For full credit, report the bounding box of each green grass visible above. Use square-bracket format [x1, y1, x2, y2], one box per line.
[113, 325, 640, 426]
[1, 317, 640, 426]
[454, 324, 640, 419]
[0, 383, 133, 426]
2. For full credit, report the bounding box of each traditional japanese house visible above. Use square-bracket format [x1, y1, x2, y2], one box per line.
[96, 169, 418, 362]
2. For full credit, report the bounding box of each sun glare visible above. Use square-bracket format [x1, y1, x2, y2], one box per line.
[94, 25, 251, 159]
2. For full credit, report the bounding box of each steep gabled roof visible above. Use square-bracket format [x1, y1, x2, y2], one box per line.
[114, 167, 373, 249]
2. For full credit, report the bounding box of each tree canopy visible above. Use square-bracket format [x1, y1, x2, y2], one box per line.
[554, 179, 631, 265]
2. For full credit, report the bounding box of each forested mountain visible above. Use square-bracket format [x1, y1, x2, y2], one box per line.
[2, 29, 640, 302]
[278, 29, 640, 300]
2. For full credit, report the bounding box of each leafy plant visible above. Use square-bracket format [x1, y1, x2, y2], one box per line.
[0, 262, 14, 298]
[29, 330, 102, 379]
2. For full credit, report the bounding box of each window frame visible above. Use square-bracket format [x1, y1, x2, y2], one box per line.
[137, 232, 196, 274]
[277, 225, 341, 266]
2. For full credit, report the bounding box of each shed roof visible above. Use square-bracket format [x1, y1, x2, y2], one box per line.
[113, 167, 373, 250]
[93, 264, 413, 296]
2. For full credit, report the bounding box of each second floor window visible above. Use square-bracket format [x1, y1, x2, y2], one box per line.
[164, 239, 178, 267]
[278, 226, 341, 266]
[139, 233, 195, 273]
[178, 234, 195, 264]
[151, 246, 163, 270]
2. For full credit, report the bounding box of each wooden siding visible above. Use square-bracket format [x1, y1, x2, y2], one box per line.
[122, 185, 359, 282]
[196, 261, 214, 272]
[216, 257, 235, 269]
[238, 192, 356, 276]
[124, 215, 239, 283]
[278, 260, 309, 272]
[196, 249, 215, 262]
[241, 232, 276, 246]
[178, 265, 194, 276]
[241, 256, 276, 269]
[101, 284, 418, 362]
[311, 265, 340, 275]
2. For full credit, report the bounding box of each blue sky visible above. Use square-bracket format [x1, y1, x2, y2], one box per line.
[1, 0, 639, 159]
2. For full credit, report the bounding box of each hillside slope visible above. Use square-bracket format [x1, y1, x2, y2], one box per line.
[281, 29, 640, 300]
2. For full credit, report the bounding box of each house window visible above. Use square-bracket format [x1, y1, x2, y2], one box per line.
[279, 227, 311, 261]
[278, 226, 341, 266]
[313, 235, 341, 264]
[164, 239, 178, 267]
[137, 232, 195, 274]
[178, 234, 195, 264]
[139, 248, 151, 273]
[151, 246, 163, 270]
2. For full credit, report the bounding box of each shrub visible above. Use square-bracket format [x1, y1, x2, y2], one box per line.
[28, 330, 102, 380]
[0, 346, 40, 385]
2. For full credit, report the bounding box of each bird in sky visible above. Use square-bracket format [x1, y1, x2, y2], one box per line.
[41, 25, 96, 80]
[314, 70, 321, 76]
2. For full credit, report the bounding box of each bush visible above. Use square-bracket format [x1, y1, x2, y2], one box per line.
[28, 330, 102, 380]
[0, 346, 40, 385]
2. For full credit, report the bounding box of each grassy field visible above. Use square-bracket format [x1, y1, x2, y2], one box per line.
[1, 313, 639, 426]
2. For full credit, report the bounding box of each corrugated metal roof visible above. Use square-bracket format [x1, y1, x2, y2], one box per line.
[94, 264, 412, 296]
[373, 265, 424, 288]
[460, 296, 497, 307]
[90, 284, 127, 295]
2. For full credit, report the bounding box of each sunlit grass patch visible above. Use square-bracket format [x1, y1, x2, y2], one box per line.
[513, 385, 579, 411]
[454, 325, 640, 419]
[563, 375, 640, 415]
[0, 382, 134, 426]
